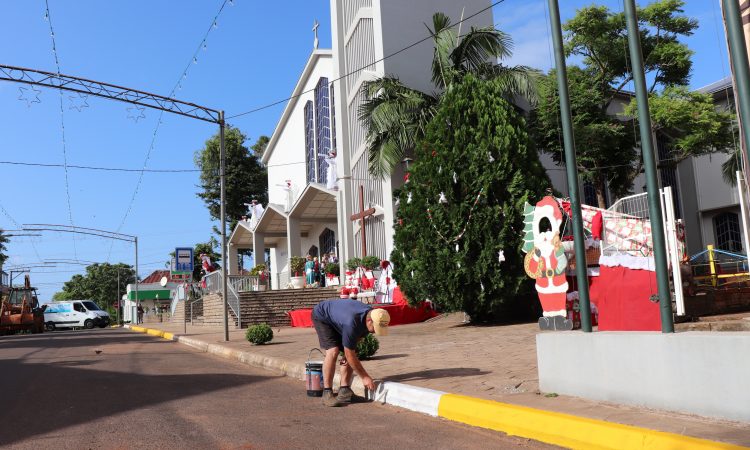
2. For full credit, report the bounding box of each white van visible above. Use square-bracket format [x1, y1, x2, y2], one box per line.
[44, 300, 111, 331]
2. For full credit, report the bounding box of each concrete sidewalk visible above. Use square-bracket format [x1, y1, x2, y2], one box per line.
[128, 314, 750, 448]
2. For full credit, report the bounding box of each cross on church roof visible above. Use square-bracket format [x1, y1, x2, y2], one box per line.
[312, 20, 319, 50]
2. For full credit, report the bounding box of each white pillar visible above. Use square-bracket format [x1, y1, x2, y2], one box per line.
[252, 232, 266, 268]
[287, 217, 302, 257]
[227, 243, 239, 275]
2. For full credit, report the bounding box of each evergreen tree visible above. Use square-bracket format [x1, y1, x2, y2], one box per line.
[391, 75, 550, 322]
[195, 128, 268, 234]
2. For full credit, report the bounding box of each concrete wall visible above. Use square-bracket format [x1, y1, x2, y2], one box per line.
[536, 332, 750, 423]
[378, 0, 492, 95]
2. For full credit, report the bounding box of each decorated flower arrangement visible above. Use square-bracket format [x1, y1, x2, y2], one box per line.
[249, 263, 268, 281]
[289, 256, 306, 277]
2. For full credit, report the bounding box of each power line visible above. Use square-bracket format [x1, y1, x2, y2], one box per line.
[0, 160, 199, 173]
[226, 0, 505, 120]
[44, 0, 77, 260]
[110, 0, 233, 253]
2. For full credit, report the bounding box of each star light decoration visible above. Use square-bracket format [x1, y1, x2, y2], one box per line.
[127, 105, 146, 123]
[18, 86, 42, 107]
[68, 92, 89, 112]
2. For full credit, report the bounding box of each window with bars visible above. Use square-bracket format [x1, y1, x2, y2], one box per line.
[319, 228, 336, 255]
[714, 212, 743, 253]
[304, 101, 315, 183]
[315, 78, 331, 184]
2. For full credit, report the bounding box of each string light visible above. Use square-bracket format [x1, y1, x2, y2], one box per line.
[18, 86, 42, 107]
[108, 0, 234, 261]
[126, 105, 146, 123]
[67, 92, 89, 112]
[44, 0, 77, 260]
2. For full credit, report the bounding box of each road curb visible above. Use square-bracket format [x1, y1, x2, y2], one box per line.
[123, 325, 748, 449]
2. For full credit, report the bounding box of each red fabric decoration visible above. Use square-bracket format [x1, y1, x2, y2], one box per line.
[589, 265, 660, 331]
[404, 172, 410, 183]
[591, 211, 603, 240]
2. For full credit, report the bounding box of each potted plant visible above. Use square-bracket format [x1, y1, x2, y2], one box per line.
[289, 256, 306, 289]
[324, 262, 340, 286]
[360, 256, 381, 271]
[249, 264, 268, 291]
[346, 257, 362, 271]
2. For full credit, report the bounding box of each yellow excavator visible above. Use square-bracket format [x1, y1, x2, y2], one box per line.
[0, 275, 45, 335]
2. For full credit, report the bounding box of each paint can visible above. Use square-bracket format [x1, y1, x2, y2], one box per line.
[305, 348, 325, 397]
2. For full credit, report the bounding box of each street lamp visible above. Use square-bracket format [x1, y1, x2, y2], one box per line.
[24, 224, 139, 325]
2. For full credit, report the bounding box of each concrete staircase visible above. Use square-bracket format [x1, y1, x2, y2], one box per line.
[237, 287, 339, 328]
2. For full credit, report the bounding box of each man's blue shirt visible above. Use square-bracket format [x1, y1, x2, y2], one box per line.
[313, 299, 371, 350]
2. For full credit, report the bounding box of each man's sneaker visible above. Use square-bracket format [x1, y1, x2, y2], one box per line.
[337, 386, 367, 403]
[322, 390, 343, 407]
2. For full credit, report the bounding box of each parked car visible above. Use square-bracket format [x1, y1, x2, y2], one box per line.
[44, 300, 111, 331]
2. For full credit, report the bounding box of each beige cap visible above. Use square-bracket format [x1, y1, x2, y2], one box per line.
[370, 308, 391, 336]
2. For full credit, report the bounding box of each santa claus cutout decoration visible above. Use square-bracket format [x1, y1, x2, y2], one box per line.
[521, 196, 573, 331]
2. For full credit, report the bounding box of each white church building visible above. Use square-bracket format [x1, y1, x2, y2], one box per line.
[227, 0, 493, 288]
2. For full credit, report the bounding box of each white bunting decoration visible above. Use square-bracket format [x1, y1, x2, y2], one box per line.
[411, 270, 414, 278]
[498, 250, 505, 263]
[439, 192, 448, 204]
[453, 171, 458, 184]
[395, 198, 400, 207]
[455, 243, 459, 252]
[457, 261, 461, 268]
[407, 192, 413, 204]
[480, 281, 485, 291]
[488, 152, 495, 163]
[438, 165, 442, 174]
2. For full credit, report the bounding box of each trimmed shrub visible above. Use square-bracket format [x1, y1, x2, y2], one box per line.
[324, 262, 340, 275]
[245, 323, 273, 345]
[346, 257, 361, 271]
[360, 256, 381, 270]
[357, 334, 379, 359]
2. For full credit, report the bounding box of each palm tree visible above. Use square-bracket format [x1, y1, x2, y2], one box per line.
[359, 12, 538, 178]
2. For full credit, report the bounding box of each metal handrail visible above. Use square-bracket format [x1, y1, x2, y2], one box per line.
[201, 270, 240, 327]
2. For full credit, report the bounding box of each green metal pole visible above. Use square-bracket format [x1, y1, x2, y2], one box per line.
[220, 111, 229, 342]
[723, 0, 750, 166]
[623, 0, 674, 333]
[547, 0, 592, 332]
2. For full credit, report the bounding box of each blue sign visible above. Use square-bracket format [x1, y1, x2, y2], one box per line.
[174, 247, 194, 273]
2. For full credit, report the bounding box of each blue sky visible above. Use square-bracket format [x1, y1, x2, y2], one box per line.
[0, 0, 732, 300]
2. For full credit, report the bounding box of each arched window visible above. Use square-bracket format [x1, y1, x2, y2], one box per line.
[315, 78, 331, 184]
[714, 212, 743, 253]
[319, 228, 336, 255]
[304, 101, 315, 183]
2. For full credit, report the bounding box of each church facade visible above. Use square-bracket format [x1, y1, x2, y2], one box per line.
[227, 1, 493, 288]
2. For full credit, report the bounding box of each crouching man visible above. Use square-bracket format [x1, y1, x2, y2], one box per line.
[312, 297, 391, 407]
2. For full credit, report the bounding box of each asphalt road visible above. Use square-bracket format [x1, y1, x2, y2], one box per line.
[0, 328, 554, 449]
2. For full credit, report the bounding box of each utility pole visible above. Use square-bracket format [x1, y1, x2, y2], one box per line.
[623, 0, 674, 332]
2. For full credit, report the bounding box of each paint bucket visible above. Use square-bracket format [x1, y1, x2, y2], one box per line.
[305, 348, 325, 397]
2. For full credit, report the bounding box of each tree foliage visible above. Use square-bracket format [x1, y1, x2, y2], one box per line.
[391, 75, 550, 322]
[359, 12, 538, 178]
[54, 263, 136, 309]
[0, 229, 8, 268]
[251, 135, 270, 158]
[532, 0, 733, 207]
[195, 128, 268, 233]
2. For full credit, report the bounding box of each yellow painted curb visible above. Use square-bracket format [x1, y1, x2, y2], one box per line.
[130, 326, 146, 333]
[146, 328, 164, 337]
[163, 332, 174, 340]
[437, 394, 747, 450]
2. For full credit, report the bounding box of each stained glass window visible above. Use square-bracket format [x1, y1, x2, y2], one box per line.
[315, 77, 331, 184]
[304, 100, 315, 183]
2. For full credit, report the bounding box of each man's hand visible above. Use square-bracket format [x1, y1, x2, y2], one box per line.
[361, 375, 376, 392]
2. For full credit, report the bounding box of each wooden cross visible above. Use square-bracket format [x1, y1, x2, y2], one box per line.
[350, 185, 376, 257]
